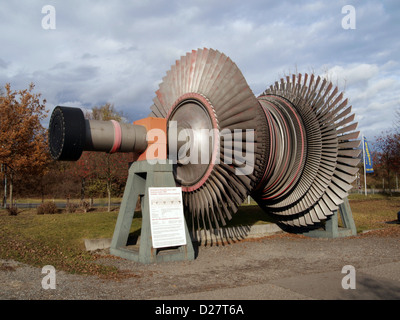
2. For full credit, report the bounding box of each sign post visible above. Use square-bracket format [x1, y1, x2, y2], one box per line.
[362, 135, 374, 196]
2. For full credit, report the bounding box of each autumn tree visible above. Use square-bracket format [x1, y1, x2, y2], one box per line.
[395, 106, 400, 134]
[72, 151, 97, 200]
[92, 103, 124, 122]
[76, 151, 131, 211]
[0, 83, 50, 206]
[375, 130, 400, 193]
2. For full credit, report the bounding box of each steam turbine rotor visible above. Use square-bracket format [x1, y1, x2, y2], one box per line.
[149, 48, 360, 229]
[48, 48, 360, 231]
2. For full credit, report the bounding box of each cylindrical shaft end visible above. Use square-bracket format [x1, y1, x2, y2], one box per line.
[48, 106, 148, 161]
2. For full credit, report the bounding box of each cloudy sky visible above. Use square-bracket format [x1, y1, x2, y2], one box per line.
[1, 0, 399, 144]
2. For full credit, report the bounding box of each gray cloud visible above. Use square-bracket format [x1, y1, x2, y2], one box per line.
[0, 0, 399, 142]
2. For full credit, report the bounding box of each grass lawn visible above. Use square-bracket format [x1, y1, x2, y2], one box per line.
[346, 193, 400, 233]
[0, 194, 399, 277]
[0, 208, 141, 278]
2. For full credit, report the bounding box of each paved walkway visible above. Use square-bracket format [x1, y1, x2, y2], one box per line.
[153, 261, 400, 300]
[1, 228, 400, 301]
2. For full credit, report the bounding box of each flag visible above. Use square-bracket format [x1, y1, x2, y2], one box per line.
[363, 136, 374, 173]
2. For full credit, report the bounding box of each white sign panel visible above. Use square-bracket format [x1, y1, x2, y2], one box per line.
[148, 187, 186, 249]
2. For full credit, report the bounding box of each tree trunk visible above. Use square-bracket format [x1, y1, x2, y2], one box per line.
[106, 154, 111, 212]
[3, 165, 7, 208]
[9, 172, 13, 208]
[107, 181, 111, 212]
[81, 177, 85, 201]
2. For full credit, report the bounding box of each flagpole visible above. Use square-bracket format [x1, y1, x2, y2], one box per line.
[362, 134, 367, 196]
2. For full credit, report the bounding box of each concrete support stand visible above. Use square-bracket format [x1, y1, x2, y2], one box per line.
[303, 197, 357, 238]
[110, 161, 195, 264]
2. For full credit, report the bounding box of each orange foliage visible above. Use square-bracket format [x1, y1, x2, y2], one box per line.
[0, 83, 50, 204]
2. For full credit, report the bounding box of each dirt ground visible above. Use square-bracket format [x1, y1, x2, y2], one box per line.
[1, 226, 400, 301]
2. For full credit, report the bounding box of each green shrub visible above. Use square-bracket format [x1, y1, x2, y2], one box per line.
[37, 202, 58, 215]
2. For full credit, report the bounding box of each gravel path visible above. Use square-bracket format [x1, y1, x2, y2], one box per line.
[1, 228, 400, 300]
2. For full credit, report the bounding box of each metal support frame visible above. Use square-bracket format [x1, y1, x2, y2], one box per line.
[302, 197, 357, 238]
[110, 161, 195, 264]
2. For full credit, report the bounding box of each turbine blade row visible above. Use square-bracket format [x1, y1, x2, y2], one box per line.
[254, 74, 360, 227]
[149, 48, 269, 235]
[149, 49, 360, 233]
